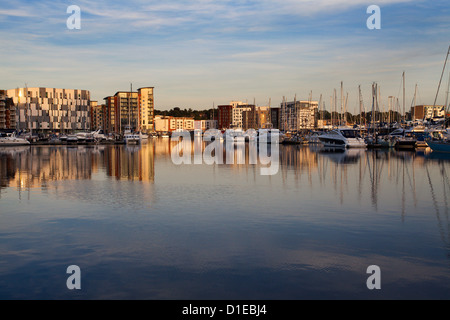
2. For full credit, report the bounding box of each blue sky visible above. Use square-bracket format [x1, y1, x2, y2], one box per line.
[1, 0, 449, 113]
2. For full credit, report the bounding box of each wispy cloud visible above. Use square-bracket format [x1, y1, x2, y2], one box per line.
[0, 0, 449, 108]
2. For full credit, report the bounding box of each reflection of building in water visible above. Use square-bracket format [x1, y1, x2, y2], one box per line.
[0, 146, 98, 198]
[279, 145, 319, 184]
[104, 145, 155, 182]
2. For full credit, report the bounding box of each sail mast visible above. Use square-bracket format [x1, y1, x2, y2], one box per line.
[402, 71, 405, 126]
[432, 45, 450, 127]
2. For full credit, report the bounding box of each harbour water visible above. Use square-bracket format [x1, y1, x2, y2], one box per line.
[0, 140, 449, 299]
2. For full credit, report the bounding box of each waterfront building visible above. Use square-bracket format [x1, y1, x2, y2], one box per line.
[280, 100, 318, 131]
[256, 106, 271, 129]
[194, 120, 218, 131]
[241, 105, 257, 130]
[104, 86, 154, 134]
[232, 104, 253, 129]
[154, 116, 195, 132]
[270, 107, 281, 129]
[0, 90, 16, 130]
[137, 87, 155, 132]
[218, 101, 271, 130]
[410, 105, 445, 121]
[6, 87, 90, 132]
[90, 101, 107, 131]
[218, 105, 233, 129]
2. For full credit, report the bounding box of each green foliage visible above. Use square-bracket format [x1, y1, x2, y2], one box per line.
[154, 107, 216, 120]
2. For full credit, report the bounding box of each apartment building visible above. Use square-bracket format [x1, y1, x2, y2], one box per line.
[104, 87, 154, 133]
[280, 100, 318, 131]
[154, 116, 195, 132]
[6, 87, 90, 132]
[90, 101, 107, 131]
[0, 90, 16, 130]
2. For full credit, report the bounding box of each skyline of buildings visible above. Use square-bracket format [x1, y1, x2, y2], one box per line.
[0, 84, 448, 134]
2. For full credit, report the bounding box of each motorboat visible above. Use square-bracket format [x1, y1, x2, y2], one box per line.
[319, 127, 367, 148]
[426, 128, 450, 153]
[389, 128, 417, 149]
[305, 131, 322, 144]
[66, 134, 79, 143]
[124, 131, 140, 145]
[411, 126, 428, 148]
[0, 132, 31, 146]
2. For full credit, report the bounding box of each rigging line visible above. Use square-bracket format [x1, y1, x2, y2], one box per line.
[440, 166, 449, 231]
[426, 163, 448, 247]
[404, 160, 418, 208]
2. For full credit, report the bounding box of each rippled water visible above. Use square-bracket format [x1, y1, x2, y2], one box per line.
[0, 140, 449, 299]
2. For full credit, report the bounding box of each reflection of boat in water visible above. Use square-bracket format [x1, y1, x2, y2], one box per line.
[319, 128, 367, 148]
[318, 146, 365, 164]
[0, 146, 31, 155]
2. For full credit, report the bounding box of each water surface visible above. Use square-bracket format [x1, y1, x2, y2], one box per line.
[0, 140, 449, 299]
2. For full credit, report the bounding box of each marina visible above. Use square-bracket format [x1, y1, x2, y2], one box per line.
[0, 140, 449, 299]
[2, 0, 450, 303]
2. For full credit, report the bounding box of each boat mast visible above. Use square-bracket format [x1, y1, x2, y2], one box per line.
[330, 95, 333, 129]
[432, 45, 450, 128]
[358, 85, 363, 136]
[334, 88, 337, 128]
[372, 83, 376, 137]
[318, 93, 322, 130]
[25, 83, 30, 135]
[413, 84, 417, 123]
[340, 81, 343, 126]
[402, 71, 405, 126]
[445, 71, 450, 126]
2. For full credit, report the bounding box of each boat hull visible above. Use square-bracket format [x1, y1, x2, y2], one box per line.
[427, 141, 450, 153]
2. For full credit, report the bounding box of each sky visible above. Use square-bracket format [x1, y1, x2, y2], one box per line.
[1, 0, 449, 113]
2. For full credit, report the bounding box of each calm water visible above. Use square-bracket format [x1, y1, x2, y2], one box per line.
[0, 139, 449, 299]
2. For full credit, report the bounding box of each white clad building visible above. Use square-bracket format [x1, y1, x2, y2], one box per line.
[6, 87, 90, 132]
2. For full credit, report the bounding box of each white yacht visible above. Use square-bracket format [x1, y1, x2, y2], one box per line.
[0, 132, 31, 146]
[319, 127, 367, 148]
[124, 132, 140, 145]
[139, 132, 149, 140]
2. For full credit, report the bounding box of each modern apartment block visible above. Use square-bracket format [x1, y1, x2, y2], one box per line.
[138, 87, 155, 132]
[255, 106, 271, 129]
[104, 86, 154, 133]
[218, 105, 233, 129]
[90, 101, 107, 131]
[270, 107, 281, 129]
[6, 87, 90, 132]
[0, 90, 16, 130]
[154, 116, 195, 132]
[218, 102, 273, 130]
[193, 120, 218, 131]
[410, 105, 445, 120]
[233, 104, 254, 129]
[280, 100, 319, 131]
